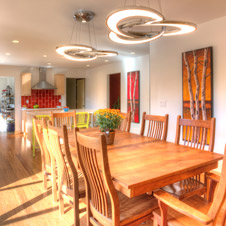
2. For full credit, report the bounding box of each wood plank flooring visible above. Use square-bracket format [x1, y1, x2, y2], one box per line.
[0, 133, 153, 226]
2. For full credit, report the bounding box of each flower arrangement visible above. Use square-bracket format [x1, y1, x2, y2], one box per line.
[95, 109, 124, 132]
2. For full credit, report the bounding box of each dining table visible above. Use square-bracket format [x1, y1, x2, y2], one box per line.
[69, 128, 223, 198]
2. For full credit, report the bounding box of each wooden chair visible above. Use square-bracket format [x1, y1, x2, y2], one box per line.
[47, 124, 85, 226]
[51, 111, 76, 131]
[162, 115, 216, 200]
[153, 145, 226, 226]
[119, 111, 131, 132]
[32, 114, 51, 157]
[140, 112, 169, 141]
[34, 118, 57, 202]
[75, 131, 158, 226]
[76, 112, 90, 129]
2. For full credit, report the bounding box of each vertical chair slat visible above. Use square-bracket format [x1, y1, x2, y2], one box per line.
[140, 112, 169, 141]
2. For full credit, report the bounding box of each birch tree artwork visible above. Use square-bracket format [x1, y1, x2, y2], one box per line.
[182, 47, 213, 141]
[127, 71, 140, 123]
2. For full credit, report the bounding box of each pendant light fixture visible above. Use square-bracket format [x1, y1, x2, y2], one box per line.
[106, 1, 197, 44]
[56, 10, 118, 61]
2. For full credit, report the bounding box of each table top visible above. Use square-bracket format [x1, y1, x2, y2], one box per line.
[71, 128, 223, 198]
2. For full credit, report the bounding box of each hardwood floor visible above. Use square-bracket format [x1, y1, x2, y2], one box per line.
[0, 133, 153, 226]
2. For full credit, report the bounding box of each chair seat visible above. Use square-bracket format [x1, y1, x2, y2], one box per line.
[153, 195, 211, 226]
[108, 192, 158, 225]
[161, 180, 206, 200]
[77, 123, 88, 128]
[62, 174, 86, 198]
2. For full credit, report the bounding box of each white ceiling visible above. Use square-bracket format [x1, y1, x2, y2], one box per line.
[0, 0, 226, 69]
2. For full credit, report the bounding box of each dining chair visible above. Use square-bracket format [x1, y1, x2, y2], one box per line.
[162, 115, 216, 200]
[76, 112, 90, 129]
[47, 124, 85, 226]
[75, 131, 158, 226]
[32, 114, 51, 157]
[34, 118, 57, 202]
[140, 112, 169, 141]
[119, 111, 131, 132]
[153, 145, 226, 226]
[51, 110, 76, 131]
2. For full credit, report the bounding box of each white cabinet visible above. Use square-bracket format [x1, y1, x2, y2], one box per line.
[54, 74, 65, 95]
[21, 73, 31, 96]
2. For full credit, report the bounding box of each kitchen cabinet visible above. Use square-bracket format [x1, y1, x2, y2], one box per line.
[54, 74, 65, 95]
[21, 73, 31, 96]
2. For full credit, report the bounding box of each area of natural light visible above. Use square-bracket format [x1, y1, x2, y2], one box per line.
[0, 114, 7, 132]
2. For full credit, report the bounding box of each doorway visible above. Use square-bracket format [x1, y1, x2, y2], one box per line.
[66, 78, 85, 109]
[109, 73, 121, 109]
[0, 77, 15, 132]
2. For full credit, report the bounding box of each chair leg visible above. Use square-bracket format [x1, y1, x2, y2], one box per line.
[52, 168, 57, 203]
[43, 173, 48, 190]
[158, 200, 168, 226]
[59, 191, 64, 215]
[208, 179, 218, 202]
[32, 125, 36, 157]
[73, 181, 80, 226]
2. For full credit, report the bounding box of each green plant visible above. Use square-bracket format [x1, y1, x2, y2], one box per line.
[95, 109, 124, 132]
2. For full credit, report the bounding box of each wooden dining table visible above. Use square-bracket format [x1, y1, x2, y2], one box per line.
[69, 128, 223, 198]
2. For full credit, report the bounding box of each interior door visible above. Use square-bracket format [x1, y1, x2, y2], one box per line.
[66, 78, 76, 109]
[109, 73, 121, 109]
[76, 79, 85, 109]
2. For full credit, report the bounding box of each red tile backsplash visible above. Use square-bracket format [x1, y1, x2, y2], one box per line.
[21, 90, 61, 108]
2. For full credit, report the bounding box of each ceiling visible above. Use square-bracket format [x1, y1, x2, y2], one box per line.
[0, 0, 226, 69]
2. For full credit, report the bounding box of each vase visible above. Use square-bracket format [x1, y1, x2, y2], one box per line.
[104, 130, 115, 145]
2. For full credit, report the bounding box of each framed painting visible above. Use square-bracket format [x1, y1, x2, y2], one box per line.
[182, 47, 213, 142]
[127, 71, 140, 123]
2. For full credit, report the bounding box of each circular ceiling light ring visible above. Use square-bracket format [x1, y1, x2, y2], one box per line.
[117, 19, 166, 38]
[151, 20, 197, 36]
[56, 44, 93, 56]
[108, 29, 165, 45]
[63, 53, 97, 62]
[106, 6, 164, 38]
[94, 50, 118, 57]
[56, 44, 97, 61]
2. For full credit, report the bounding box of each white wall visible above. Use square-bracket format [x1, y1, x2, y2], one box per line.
[86, 55, 150, 134]
[149, 16, 226, 154]
[46, 68, 86, 106]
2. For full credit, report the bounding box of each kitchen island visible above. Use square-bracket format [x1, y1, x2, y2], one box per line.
[21, 108, 96, 143]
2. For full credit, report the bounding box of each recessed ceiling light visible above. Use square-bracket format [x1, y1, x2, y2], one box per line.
[105, 60, 109, 62]
[12, 40, 19, 43]
[130, 52, 135, 55]
[5, 53, 11, 56]
[86, 64, 90, 67]
[43, 55, 47, 58]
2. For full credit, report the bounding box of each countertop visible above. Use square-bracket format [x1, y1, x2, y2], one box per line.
[24, 108, 97, 116]
[21, 107, 63, 111]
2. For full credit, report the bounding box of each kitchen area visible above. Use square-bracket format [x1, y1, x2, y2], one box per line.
[20, 67, 94, 146]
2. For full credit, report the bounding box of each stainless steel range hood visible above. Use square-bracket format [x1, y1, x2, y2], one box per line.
[31, 68, 56, 90]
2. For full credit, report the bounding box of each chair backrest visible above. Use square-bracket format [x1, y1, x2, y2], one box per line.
[47, 124, 78, 190]
[140, 112, 169, 141]
[33, 118, 51, 167]
[76, 112, 90, 128]
[75, 131, 120, 226]
[119, 111, 131, 132]
[207, 146, 226, 222]
[175, 115, 215, 152]
[51, 111, 76, 131]
[35, 114, 51, 121]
